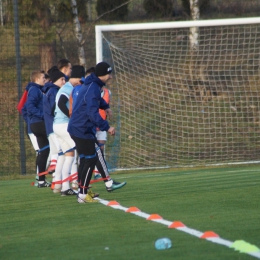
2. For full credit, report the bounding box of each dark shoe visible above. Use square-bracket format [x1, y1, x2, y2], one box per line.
[38, 181, 51, 188]
[61, 188, 77, 196]
[106, 180, 126, 192]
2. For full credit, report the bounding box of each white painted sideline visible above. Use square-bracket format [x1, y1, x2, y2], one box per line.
[95, 197, 260, 259]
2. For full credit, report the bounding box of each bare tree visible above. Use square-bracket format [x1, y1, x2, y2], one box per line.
[81, 0, 132, 48]
[70, 0, 86, 67]
[59, 0, 132, 68]
[55, 0, 131, 67]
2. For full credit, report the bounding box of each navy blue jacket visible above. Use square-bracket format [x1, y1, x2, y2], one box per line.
[43, 83, 60, 136]
[26, 83, 44, 124]
[21, 82, 44, 133]
[42, 82, 52, 94]
[68, 73, 110, 139]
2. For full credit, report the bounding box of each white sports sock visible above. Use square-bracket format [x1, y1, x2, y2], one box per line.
[94, 166, 100, 176]
[35, 166, 39, 180]
[50, 154, 58, 166]
[71, 155, 78, 175]
[61, 156, 74, 191]
[54, 184, 62, 191]
[46, 151, 51, 169]
[78, 193, 86, 199]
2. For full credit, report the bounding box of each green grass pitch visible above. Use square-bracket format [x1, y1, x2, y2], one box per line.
[0, 165, 259, 260]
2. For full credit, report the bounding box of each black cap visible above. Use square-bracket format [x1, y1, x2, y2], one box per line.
[48, 66, 65, 83]
[95, 62, 112, 77]
[71, 65, 85, 79]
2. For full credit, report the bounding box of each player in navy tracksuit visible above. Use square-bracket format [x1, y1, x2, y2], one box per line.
[26, 70, 50, 187]
[68, 62, 126, 203]
[22, 83, 40, 183]
[43, 69, 62, 143]
[22, 83, 40, 152]
[43, 67, 66, 177]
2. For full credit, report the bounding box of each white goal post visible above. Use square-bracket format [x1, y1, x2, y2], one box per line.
[96, 17, 260, 170]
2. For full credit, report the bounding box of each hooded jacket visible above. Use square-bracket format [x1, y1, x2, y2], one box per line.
[21, 82, 44, 133]
[26, 82, 44, 124]
[42, 81, 52, 94]
[43, 83, 60, 136]
[68, 73, 110, 139]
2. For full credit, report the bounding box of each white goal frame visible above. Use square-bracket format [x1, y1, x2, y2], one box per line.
[96, 17, 260, 63]
[95, 17, 260, 170]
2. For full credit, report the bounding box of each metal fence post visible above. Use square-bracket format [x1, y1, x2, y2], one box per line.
[12, 0, 26, 175]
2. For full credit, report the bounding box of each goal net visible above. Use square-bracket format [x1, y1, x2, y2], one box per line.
[96, 18, 260, 170]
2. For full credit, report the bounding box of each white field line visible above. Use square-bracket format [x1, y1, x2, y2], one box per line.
[95, 197, 260, 259]
[112, 169, 259, 180]
[226, 170, 260, 173]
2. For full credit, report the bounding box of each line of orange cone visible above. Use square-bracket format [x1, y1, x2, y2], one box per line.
[106, 200, 220, 240]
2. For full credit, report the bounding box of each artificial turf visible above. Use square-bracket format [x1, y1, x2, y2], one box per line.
[0, 165, 259, 260]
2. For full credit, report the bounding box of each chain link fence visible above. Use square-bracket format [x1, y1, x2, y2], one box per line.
[0, 0, 260, 176]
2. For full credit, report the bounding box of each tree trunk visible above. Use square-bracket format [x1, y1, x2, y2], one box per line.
[188, 0, 200, 82]
[71, 0, 86, 67]
[33, 0, 56, 71]
[39, 43, 56, 72]
[0, 0, 3, 26]
[189, 0, 200, 50]
[87, 0, 92, 22]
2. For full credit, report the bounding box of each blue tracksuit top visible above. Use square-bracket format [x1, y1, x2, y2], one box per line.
[42, 81, 52, 94]
[27, 83, 44, 124]
[71, 84, 82, 111]
[43, 83, 60, 136]
[68, 73, 110, 139]
[22, 82, 43, 133]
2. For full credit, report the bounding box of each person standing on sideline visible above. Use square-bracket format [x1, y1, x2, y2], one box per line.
[26, 70, 51, 187]
[57, 59, 72, 82]
[68, 62, 126, 203]
[69, 66, 111, 181]
[47, 58, 71, 176]
[21, 82, 40, 183]
[81, 66, 109, 180]
[68, 66, 95, 190]
[53, 65, 85, 196]
[93, 81, 112, 180]
[43, 66, 66, 189]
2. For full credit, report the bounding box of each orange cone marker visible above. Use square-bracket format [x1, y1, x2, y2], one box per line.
[200, 231, 219, 239]
[168, 221, 186, 228]
[147, 214, 163, 220]
[126, 207, 140, 212]
[107, 200, 120, 206]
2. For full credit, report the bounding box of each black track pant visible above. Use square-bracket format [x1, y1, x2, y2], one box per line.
[70, 135, 110, 194]
[30, 121, 49, 181]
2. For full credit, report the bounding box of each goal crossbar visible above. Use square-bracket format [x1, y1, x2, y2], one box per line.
[96, 17, 260, 62]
